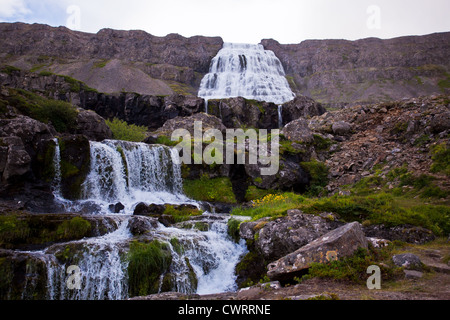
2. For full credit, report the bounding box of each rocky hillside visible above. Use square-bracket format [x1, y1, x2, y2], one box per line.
[0, 22, 223, 96]
[262, 33, 450, 108]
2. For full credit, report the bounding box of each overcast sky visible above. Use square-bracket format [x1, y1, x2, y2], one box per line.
[1, 0, 449, 44]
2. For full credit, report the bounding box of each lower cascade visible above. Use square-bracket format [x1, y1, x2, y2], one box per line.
[11, 139, 247, 300]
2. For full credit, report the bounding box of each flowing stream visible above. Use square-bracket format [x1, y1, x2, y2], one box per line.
[14, 139, 247, 300]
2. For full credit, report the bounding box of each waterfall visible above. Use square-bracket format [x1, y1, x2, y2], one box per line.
[52, 138, 62, 197]
[198, 43, 295, 105]
[75, 140, 192, 214]
[11, 139, 247, 300]
[278, 105, 283, 128]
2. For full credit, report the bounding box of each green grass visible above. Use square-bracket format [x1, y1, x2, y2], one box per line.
[232, 192, 305, 220]
[300, 160, 329, 196]
[105, 118, 147, 142]
[183, 175, 237, 204]
[163, 205, 203, 223]
[3, 88, 78, 133]
[127, 240, 172, 297]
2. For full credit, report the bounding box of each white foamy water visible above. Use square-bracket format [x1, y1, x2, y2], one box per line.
[198, 43, 295, 105]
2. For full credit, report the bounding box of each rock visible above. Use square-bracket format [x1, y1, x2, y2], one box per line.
[133, 203, 166, 216]
[281, 96, 326, 124]
[155, 112, 227, 136]
[207, 97, 279, 129]
[363, 224, 435, 244]
[332, 121, 352, 135]
[76, 109, 112, 141]
[392, 253, 423, 270]
[281, 118, 314, 143]
[0, 136, 31, 180]
[250, 210, 344, 261]
[127, 216, 159, 236]
[58, 135, 91, 200]
[403, 270, 423, 279]
[245, 159, 311, 193]
[430, 111, 450, 133]
[109, 202, 125, 213]
[267, 222, 368, 281]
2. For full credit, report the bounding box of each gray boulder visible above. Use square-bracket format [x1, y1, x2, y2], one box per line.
[332, 121, 353, 135]
[392, 253, 423, 270]
[248, 210, 343, 261]
[267, 222, 368, 281]
[281, 118, 314, 143]
[76, 109, 112, 141]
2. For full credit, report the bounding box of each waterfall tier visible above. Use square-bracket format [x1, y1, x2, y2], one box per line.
[198, 43, 295, 105]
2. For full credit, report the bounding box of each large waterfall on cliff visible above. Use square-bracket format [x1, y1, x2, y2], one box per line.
[198, 43, 295, 105]
[13, 139, 247, 300]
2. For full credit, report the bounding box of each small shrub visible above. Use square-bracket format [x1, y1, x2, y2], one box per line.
[430, 143, 450, 176]
[183, 176, 237, 204]
[105, 118, 147, 142]
[300, 160, 329, 196]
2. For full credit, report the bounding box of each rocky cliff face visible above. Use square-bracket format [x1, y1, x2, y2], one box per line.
[0, 22, 224, 96]
[262, 33, 450, 108]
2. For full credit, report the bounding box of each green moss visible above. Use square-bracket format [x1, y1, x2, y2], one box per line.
[163, 205, 203, 223]
[56, 217, 91, 241]
[183, 176, 237, 204]
[155, 135, 179, 147]
[227, 218, 241, 243]
[0, 215, 31, 246]
[127, 240, 172, 297]
[93, 59, 110, 69]
[300, 160, 329, 196]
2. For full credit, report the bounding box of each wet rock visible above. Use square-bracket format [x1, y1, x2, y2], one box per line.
[133, 203, 166, 216]
[267, 222, 368, 281]
[128, 216, 159, 236]
[109, 202, 125, 213]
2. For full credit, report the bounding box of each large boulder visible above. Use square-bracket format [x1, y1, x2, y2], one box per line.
[207, 97, 279, 129]
[281, 96, 326, 125]
[75, 109, 112, 141]
[281, 118, 314, 144]
[240, 210, 343, 261]
[267, 222, 368, 281]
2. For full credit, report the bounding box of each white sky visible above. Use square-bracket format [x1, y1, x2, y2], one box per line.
[1, 0, 449, 44]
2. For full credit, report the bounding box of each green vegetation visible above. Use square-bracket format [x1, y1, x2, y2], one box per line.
[3, 88, 78, 133]
[300, 160, 329, 196]
[163, 205, 203, 223]
[155, 135, 179, 147]
[93, 59, 110, 69]
[232, 193, 304, 221]
[299, 246, 403, 284]
[183, 175, 237, 204]
[0, 214, 92, 248]
[105, 118, 147, 142]
[127, 240, 172, 297]
[430, 143, 450, 176]
[56, 217, 91, 240]
[1, 65, 21, 75]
